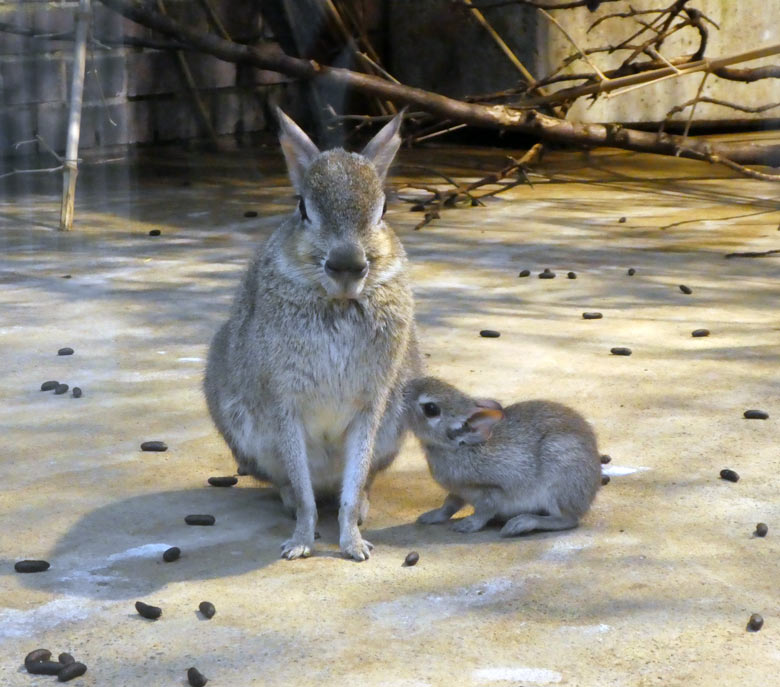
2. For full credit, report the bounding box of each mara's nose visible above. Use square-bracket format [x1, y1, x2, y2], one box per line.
[325, 245, 368, 279]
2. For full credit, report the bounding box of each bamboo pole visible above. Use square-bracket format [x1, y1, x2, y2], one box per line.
[59, 0, 91, 231]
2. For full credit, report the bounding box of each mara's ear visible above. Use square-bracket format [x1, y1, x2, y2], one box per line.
[276, 107, 320, 193]
[475, 398, 503, 411]
[461, 408, 504, 445]
[361, 109, 405, 181]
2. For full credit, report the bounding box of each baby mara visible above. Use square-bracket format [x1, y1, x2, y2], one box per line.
[406, 377, 602, 536]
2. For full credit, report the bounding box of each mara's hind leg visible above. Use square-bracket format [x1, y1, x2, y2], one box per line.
[500, 511, 579, 537]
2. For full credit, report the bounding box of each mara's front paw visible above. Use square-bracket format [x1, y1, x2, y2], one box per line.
[280, 538, 313, 560]
[340, 535, 374, 562]
[417, 508, 451, 525]
[450, 517, 486, 534]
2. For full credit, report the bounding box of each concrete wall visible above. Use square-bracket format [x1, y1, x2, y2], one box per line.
[389, 0, 780, 126]
[0, 0, 285, 158]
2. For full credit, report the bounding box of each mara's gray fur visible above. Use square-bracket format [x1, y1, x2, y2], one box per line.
[204, 109, 420, 561]
[405, 377, 601, 536]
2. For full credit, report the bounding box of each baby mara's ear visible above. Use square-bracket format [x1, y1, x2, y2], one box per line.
[361, 109, 405, 181]
[276, 107, 319, 193]
[460, 407, 504, 445]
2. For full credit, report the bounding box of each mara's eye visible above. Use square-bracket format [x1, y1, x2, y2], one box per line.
[298, 196, 309, 222]
[421, 402, 440, 418]
[382, 199, 387, 217]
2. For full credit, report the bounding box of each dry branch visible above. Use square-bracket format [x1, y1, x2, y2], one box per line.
[97, 0, 780, 172]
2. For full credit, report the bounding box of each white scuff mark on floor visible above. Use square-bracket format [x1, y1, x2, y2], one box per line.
[370, 577, 518, 634]
[106, 543, 172, 562]
[177, 357, 203, 362]
[602, 465, 650, 477]
[558, 623, 611, 635]
[539, 536, 593, 562]
[0, 598, 98, 640]
[473, 666, 562, 684]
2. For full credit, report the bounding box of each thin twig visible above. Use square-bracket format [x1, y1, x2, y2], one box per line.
[724, 249, 780, 258]
[677, 71, 709, 153]
[538, 8, 609, 83]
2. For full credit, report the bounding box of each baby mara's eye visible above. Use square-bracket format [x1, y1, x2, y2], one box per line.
[297, 196, 309, 222]
[421, 402, 440, 418]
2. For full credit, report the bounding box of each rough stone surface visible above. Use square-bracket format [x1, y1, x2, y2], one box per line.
[1, 142, 779, 686]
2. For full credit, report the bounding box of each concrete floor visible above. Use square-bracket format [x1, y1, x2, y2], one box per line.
[1, 138, 779, 686]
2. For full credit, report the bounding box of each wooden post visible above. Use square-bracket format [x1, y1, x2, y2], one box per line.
[59, 0, 91, 231]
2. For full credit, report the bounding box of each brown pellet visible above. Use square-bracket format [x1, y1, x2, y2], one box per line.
[601, 475, 611, 485]
[518, 269, 530, 277]
[27, 660, 64, 675]
[40, 380, 59, 391]
[208, 476, 238, 487]
[188, 666, 208, 687]
[185, 514, 215, 526]
[149, 229, 161, 236]
[692, 329, 710, 337]
[199, 601, 216, 619]
[58, 347, 74, 356]
[243, 210, 258, 218]
[755, 523, 768, 537]
[679, 284, 692, 294]
[72, 387, 82, 398]
[135, 600, 162, 620]
[747, 613, 764, 632]
[58, 662, 87, 682]
[480, 330, 500, 338]
[618, 217, 627, 223]
[54, 383, 69, 395]
[25, 649, 52, 668]
[163, 546, 181, 562]
[403, 551, 420, 567]
[720, 468, 739, 483]
[567, 271, 577, 279]
[539, 268, 555, 279]
[610, 347, 632, 356]
[600, 454, 611, 464]
[58, 653, 75, 666]
[744, 409, 769, 420]
[627, 268, 636, 276]
[582, 312, 602, 320]
[15, 559, 50, 573]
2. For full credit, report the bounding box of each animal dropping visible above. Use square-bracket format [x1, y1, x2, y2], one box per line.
[692, 329, 709, 337]
[40, 380, 59, 391]
[54, 383, 69, 395]
[15, 559, 50, 573]
[199, 601, 216, 619]
[72, 387, 82, 398]
[600, 454, 611, 464]
[58, 347, 74, 356]
[58, 662, 87, 682]
[479, 330, 500, 338]
[582, 312, 602, 320]
[610, 347, 632, 356]
[185, 514, 215, 526]
[755, 523, 768, 537]
[140, 441, 168, 451]
[135, 600, 162, 619]
[403, 551, 420, 567]
[518, 269, 530, 277]
[679, 284, 692, 294]
[744, 409, 768, 420]
[25, 649, 52, 669]
[208, 476, 238, 487]
[720, 469, 739, 483]
[539, 268, 555, 279]
[601, 475, 610, 485]
[163, 546, 181, 562]
[148, 229, 161, 236]
[627, 268, 636, 276]
[747, 613, 764, 632]
[188, 666, 208, 687]
[58, 653, 75, 665]
[27, 660, 64, 675]
[567, 271, 577, 279]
